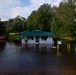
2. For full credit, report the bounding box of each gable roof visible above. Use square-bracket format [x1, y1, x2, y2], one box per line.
[16, 30, 58, 37]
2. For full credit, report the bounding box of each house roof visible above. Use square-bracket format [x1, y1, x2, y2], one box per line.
[16, 30, 58, 37]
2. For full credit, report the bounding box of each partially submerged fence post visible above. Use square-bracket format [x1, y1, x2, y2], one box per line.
[67, 43, 70, 54]
[57, 40, 62, 51]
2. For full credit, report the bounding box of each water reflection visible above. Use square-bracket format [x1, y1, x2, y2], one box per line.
[75, 46, 76, 51]
[57, 50, 61, 57]
[0, 43, 6, 51]
[0, 41, 75, 75]
[25, 44, 56, 54]
[74, 44, 76, 56]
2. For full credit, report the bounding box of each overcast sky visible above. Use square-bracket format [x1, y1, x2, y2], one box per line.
[0, 0, 62, 21]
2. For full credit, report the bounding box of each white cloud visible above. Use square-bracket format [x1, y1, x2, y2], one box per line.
[0, 0, 20, 9]
[52, 0, 62, 6]
[0, 0, 62, 21]
[0, 0, 21, 21]
[11, 7, 32, 19]
[30, 0, 51, 10]
[30, 0, 62, 9]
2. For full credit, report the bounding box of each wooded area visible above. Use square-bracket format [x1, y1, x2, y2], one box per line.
[0, 0, 76, 38]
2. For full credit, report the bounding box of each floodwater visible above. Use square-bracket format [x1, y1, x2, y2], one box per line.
[0, 41, 76, 75]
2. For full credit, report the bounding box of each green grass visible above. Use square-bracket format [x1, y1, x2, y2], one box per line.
[8, 33, 20, 40]
[58, 35, 76, 40]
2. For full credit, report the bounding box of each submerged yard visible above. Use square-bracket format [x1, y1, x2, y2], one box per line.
[0, 41, 76, 75]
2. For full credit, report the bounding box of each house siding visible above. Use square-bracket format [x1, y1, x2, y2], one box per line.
[21, 36, 53, 45]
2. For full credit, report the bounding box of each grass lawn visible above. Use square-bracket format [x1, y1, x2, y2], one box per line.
[8, 33, 20, 40]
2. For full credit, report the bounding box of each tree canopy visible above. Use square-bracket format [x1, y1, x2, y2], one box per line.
[5, 15, 27, 34]
[27, 4, 53, 31]
[0, 21, 5, 35]
[51, 0, 76, 36]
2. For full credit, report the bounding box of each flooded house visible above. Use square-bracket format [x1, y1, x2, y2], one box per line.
[16, 30, 57, 45]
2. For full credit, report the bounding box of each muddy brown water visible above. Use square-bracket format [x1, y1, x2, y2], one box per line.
[0, 41, 76, 75]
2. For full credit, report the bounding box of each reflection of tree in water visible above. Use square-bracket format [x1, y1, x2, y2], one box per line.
[0, 43, 6, 51]
[74, 44, 76, 56]
[35, 44, 39, 52]
[13, 40, 21, 46]
[35, 45, 47, 53]
[57, 50, 61, 57]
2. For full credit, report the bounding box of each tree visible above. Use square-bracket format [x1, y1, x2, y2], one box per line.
[27, 11, 38, 31]
[13, 16, 27, 33]
[5, 19, 14, 34]
[0, 21, 6, 35]
[5, 15, 27, 34]
[27, 4, 53, 31]
[52, 0, 76, 36]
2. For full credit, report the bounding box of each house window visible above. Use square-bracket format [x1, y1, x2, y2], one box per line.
[41, 36, 47, 40]
[27, 36, 34, 40]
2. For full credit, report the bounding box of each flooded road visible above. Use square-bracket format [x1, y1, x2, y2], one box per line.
[0, 41, 76, 75]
